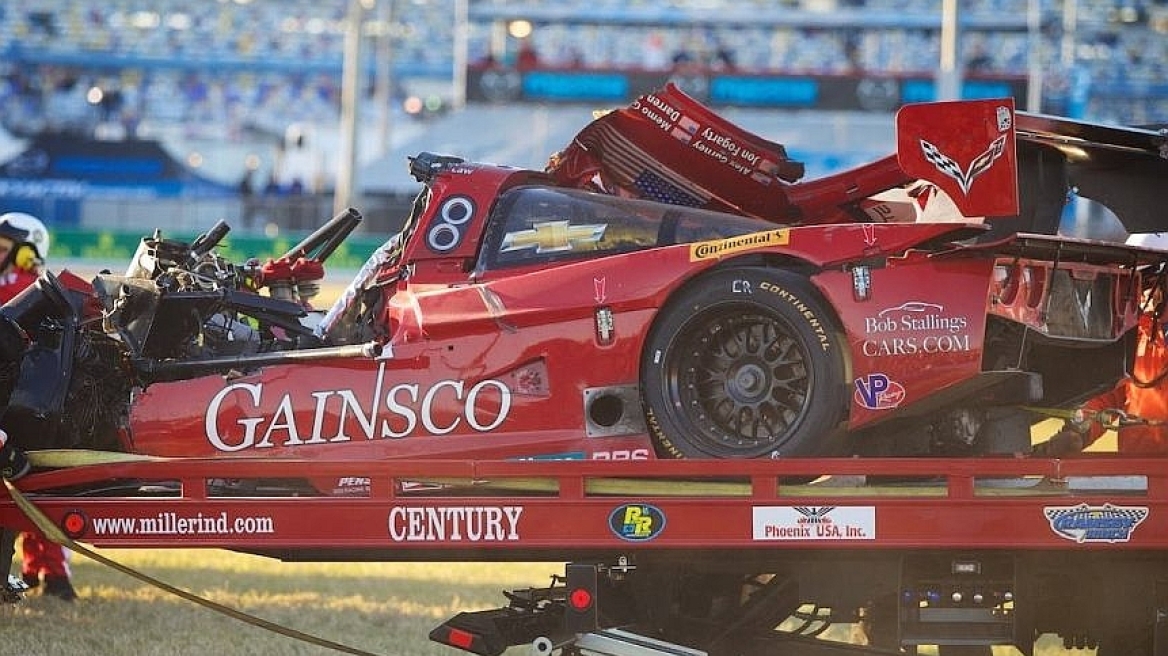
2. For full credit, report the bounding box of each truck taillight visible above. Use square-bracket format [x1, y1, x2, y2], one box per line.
[570, 587, 593, 611]
[429, 615, 506, 656]
[447, 627, 475, 649]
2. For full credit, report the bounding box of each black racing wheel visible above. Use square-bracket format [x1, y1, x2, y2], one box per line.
[641, 267, 849, 459]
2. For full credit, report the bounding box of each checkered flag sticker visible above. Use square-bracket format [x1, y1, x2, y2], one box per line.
[919, 134, 1007, 195]
[1044, 503, 1149, 543]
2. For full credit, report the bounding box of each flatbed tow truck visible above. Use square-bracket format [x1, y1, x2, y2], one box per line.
[1, 92, 1167, 656]
[2, 453, 1166, 656]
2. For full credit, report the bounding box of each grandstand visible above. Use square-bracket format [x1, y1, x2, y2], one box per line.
[0, 0, 1165, 233]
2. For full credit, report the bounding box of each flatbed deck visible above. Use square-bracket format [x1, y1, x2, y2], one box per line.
[2, 455, 1163, 558]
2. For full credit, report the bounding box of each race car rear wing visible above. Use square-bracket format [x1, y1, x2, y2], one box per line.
[946, 231, 1168, 269]
[1014, 111, 1168, 235]
[550, 85, 1168, 237]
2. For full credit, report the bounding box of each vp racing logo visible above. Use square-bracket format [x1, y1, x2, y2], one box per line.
[609, 503, 666, 542]
[1044, 503, 1148, 543]
[853, 373, 905, 410]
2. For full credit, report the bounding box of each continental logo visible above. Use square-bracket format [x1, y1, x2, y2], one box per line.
[690, 230, 789, 261]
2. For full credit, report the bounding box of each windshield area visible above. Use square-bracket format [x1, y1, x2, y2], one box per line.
[477, 186, 787, 272]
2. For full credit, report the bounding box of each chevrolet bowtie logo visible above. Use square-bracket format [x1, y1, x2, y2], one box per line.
[500, 221, 607, 254]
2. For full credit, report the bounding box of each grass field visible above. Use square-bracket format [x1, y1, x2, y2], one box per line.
[4, 547, 560, 656]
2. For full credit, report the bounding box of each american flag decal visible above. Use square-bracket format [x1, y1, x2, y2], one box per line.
[580, 123, 711, 207]
[919, 134, 1007, 196]
[633, 170, 702, 206]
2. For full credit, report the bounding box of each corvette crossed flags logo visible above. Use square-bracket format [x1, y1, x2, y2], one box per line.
[919, 134, 1008, 195]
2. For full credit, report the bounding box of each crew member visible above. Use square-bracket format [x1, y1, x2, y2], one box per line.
[0, 214, 39, 302]
[0, 212, 77, 601]
[1035, 233, 1168, 456]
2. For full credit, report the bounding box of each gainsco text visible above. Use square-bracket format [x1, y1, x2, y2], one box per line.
[204, 363, 513, 452]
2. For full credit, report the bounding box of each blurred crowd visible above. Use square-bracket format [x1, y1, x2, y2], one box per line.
[0, 0, 1165, 142]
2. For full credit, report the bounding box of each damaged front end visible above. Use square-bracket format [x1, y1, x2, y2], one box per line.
[0, 210, 369, 466]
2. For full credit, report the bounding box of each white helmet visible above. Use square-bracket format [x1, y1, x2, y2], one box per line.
[1126, 232, 1168, 251]
[0, 212, 49, 258]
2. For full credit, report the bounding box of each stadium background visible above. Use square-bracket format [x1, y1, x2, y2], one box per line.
[0, 0, 1165, 267]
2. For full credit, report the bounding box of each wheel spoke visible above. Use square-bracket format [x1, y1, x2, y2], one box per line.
[661, 295, 830, 456]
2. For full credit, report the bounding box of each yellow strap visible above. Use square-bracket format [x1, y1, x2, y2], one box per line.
[27, 449, 165, 468]
[1022, 406, 1151, 430]
[3, 475, 385, 656]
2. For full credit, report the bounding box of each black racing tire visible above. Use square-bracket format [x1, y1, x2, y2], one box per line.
[641, 267, 849, 459]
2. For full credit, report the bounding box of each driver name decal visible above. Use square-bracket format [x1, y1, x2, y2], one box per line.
[204, 363, 513, 452]
[388, 506, 523, 542]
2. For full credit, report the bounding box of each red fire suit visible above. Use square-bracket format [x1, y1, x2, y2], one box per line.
[1066, 311, 1168, 454]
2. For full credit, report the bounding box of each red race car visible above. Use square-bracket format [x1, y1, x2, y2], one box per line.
[1, 86, 1166, 491]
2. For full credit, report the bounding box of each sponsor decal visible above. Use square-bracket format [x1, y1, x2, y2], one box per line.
[920, 134, 1008, 196]
[852, 265, 871, 301]
[1044, 503, 1149, 543]
[758, 280, 831, 352]
[595, 306, 615, 345]
[854, 373, 905, 410]
[84, 511, 276, 537]
[500, 220, 606, 254]
[689, 229, 789, 261]
[996, 104, 1013, 132]
[753, 506, 875, 541]
[591, 449, 651, 460]
[427, 195, 475, 253]
[861, 301, 973, 357]
[670, 114, 700, 143]
[609, 503, 666, 541]
[388, 506, 523, 542]
[204, 363, 513, 452]
[331, 476, 372, 496]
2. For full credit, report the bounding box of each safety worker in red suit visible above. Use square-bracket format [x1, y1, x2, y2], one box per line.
[0, 214, 39, 301]
[0, 212, 77, 601]
[1034, 232, 1168, 457]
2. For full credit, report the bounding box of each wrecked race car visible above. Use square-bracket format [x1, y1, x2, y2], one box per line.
[1, 85, 1167, 487]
